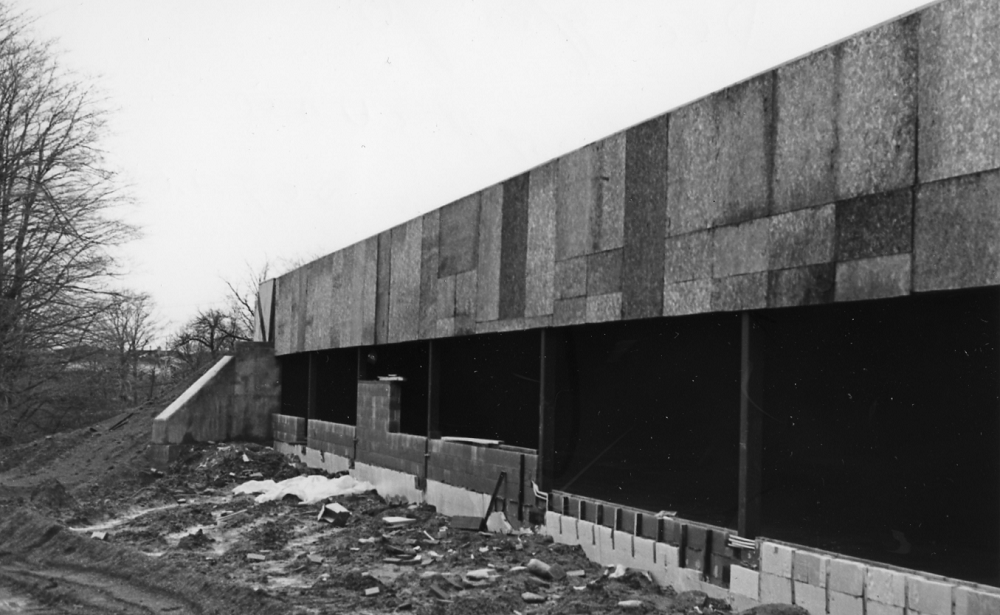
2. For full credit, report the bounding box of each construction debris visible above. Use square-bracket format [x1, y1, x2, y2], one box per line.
[317, 501, 350, 526]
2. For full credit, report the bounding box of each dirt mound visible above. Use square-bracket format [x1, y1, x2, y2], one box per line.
[0, 508, 283, 614]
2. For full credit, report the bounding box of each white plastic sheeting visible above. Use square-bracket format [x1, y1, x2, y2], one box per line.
[233, 474, 374, 504]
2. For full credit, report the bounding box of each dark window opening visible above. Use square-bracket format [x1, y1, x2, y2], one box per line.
[761, 286, 1000, 585]
[364, 341, 428, 436]
[550, 314, 742, 529]
[313, 348, 359, 425]
[278, 353, 309, 418]
[437, 330, 541, 449]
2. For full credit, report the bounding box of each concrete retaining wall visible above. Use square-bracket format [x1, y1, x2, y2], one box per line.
[150, 343, 280, 468]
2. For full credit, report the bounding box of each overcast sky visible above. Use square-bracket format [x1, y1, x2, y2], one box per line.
[23, 0, 932, 337]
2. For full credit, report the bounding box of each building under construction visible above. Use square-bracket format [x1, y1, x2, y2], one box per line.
[153, 0, 1000, 612]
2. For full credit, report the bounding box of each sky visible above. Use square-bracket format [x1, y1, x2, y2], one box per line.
[22, 0, 934, 337]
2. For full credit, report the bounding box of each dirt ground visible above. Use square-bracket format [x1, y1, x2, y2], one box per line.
[0, 408, 780, 615]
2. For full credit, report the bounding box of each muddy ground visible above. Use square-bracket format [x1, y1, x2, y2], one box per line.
[0, 409, 779, 615]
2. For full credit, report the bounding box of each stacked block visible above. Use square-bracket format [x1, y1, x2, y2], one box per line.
[272, 414, 306, 443]
[307, 420, 354, 460]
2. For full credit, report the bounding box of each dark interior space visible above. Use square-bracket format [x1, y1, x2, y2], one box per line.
[312, 348, 358, 425]
[550, 314, 742, 528]
[760, 286, 1000, 585]
[365, 341, 429, 436]
[278, 353, 309, 418]
[437, 330, 541, 448]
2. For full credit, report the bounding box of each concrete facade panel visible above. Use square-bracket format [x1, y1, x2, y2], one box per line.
[555, 256, 587, 299]
[438, 194, 480, 277]
[499, 173, 530, 320]
[914, 170, 1000, 291]
[866, 566, 906, 607]
[556, 145, 595, 261]
[586, 249, 622, 296]
[663, 279, 712, 316]
[906, 576, 952, 615]
[668, 73, 772, 232]
[828, 558, 865, 596]
[919, 0, 1000, 182]
[664, 229, 713, 284]
[375, 230, 392, 344]
[455, 270, 477, 318]
[585, 293, 622, 323]
[388, 218, 423, 343]
[714, 218, 770, 278]
[553, 297, 587, 327]
[712, 272, 768, 312]
[760, 572, 793, 604]
[794, 581, 827, 615]
[768, 263, 835, 308]
[774, 47, 838, 213]
[476, 185, 503, 322]
[835, 189, 913, 262]
[835, 254, 911, 302]
[955, 585, 1000, 615]
[837, 15, 918, 200]
[526, 161, 557, 317]
[595, 132, 626, 251]
[622, 115, 669, 320]
[769, 203, 836, 270]
[418, 210, 440, 339]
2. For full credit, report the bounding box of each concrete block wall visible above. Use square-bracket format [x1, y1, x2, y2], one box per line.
[354, 381, 426, 477]
[151, 344, 281, 468]
[307, 420, 354, 459]
[272, 414, 306, 443]
[726, 539, 1000, 615]
[427, 439, 537, 502]
[268, 0, 1000, 358]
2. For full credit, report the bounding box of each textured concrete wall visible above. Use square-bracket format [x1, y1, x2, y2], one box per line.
[268, 0, 1000, 356]
[152, 343, 281, 457]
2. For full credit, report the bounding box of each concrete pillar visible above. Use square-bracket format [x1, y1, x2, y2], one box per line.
[739, 312, 764, 538]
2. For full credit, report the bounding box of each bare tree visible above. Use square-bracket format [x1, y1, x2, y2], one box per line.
[171, 308, 243, 366]
[223, 261, 270, 344]
[0, 5, 133, 436]
[97, 291, 157, 404]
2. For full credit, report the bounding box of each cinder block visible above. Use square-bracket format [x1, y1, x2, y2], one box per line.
[827, 559, 865, 596]
[545, 511, 560, 537]
[613, 530, 634, 564]
[906, 576, 953, 615]
[760, 542, 794, 578]
[829, 590, 862, 615]
[795, 580, 827, 615]
[866, 567, 906, 607]
[955, 585, 1000, 615]
[866, 601, 903, 615]
[760, 572, 793, 604]
[793, 550, 829, 588]
[656, 542, 680, 570]
[730, 565, 760, 601]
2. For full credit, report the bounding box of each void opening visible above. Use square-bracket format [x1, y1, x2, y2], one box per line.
[761, 286, 1000, 585]
[362, 340, 428, 436]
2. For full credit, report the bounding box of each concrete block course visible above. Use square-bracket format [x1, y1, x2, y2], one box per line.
[829, 590, 863, 615]
[837, 15, 917, 200]
[955, 585, 1000, 615]
[835, 254, 911, 302]
[769, 203, 836, 270]
[914, 169, 1000, 292]
[866, 567, 906, 607]
[919, 0, 1000, 182]
[729, 565, 760, 601]
[793, 550, 829, 588]
[760, 542, 795, 578]
[866, 602, 903, 615]
[794, 580, 827, 615]
[828, 559, 865, 596]
[907, 576, 953, 615]
[760, 572, 793, 604]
